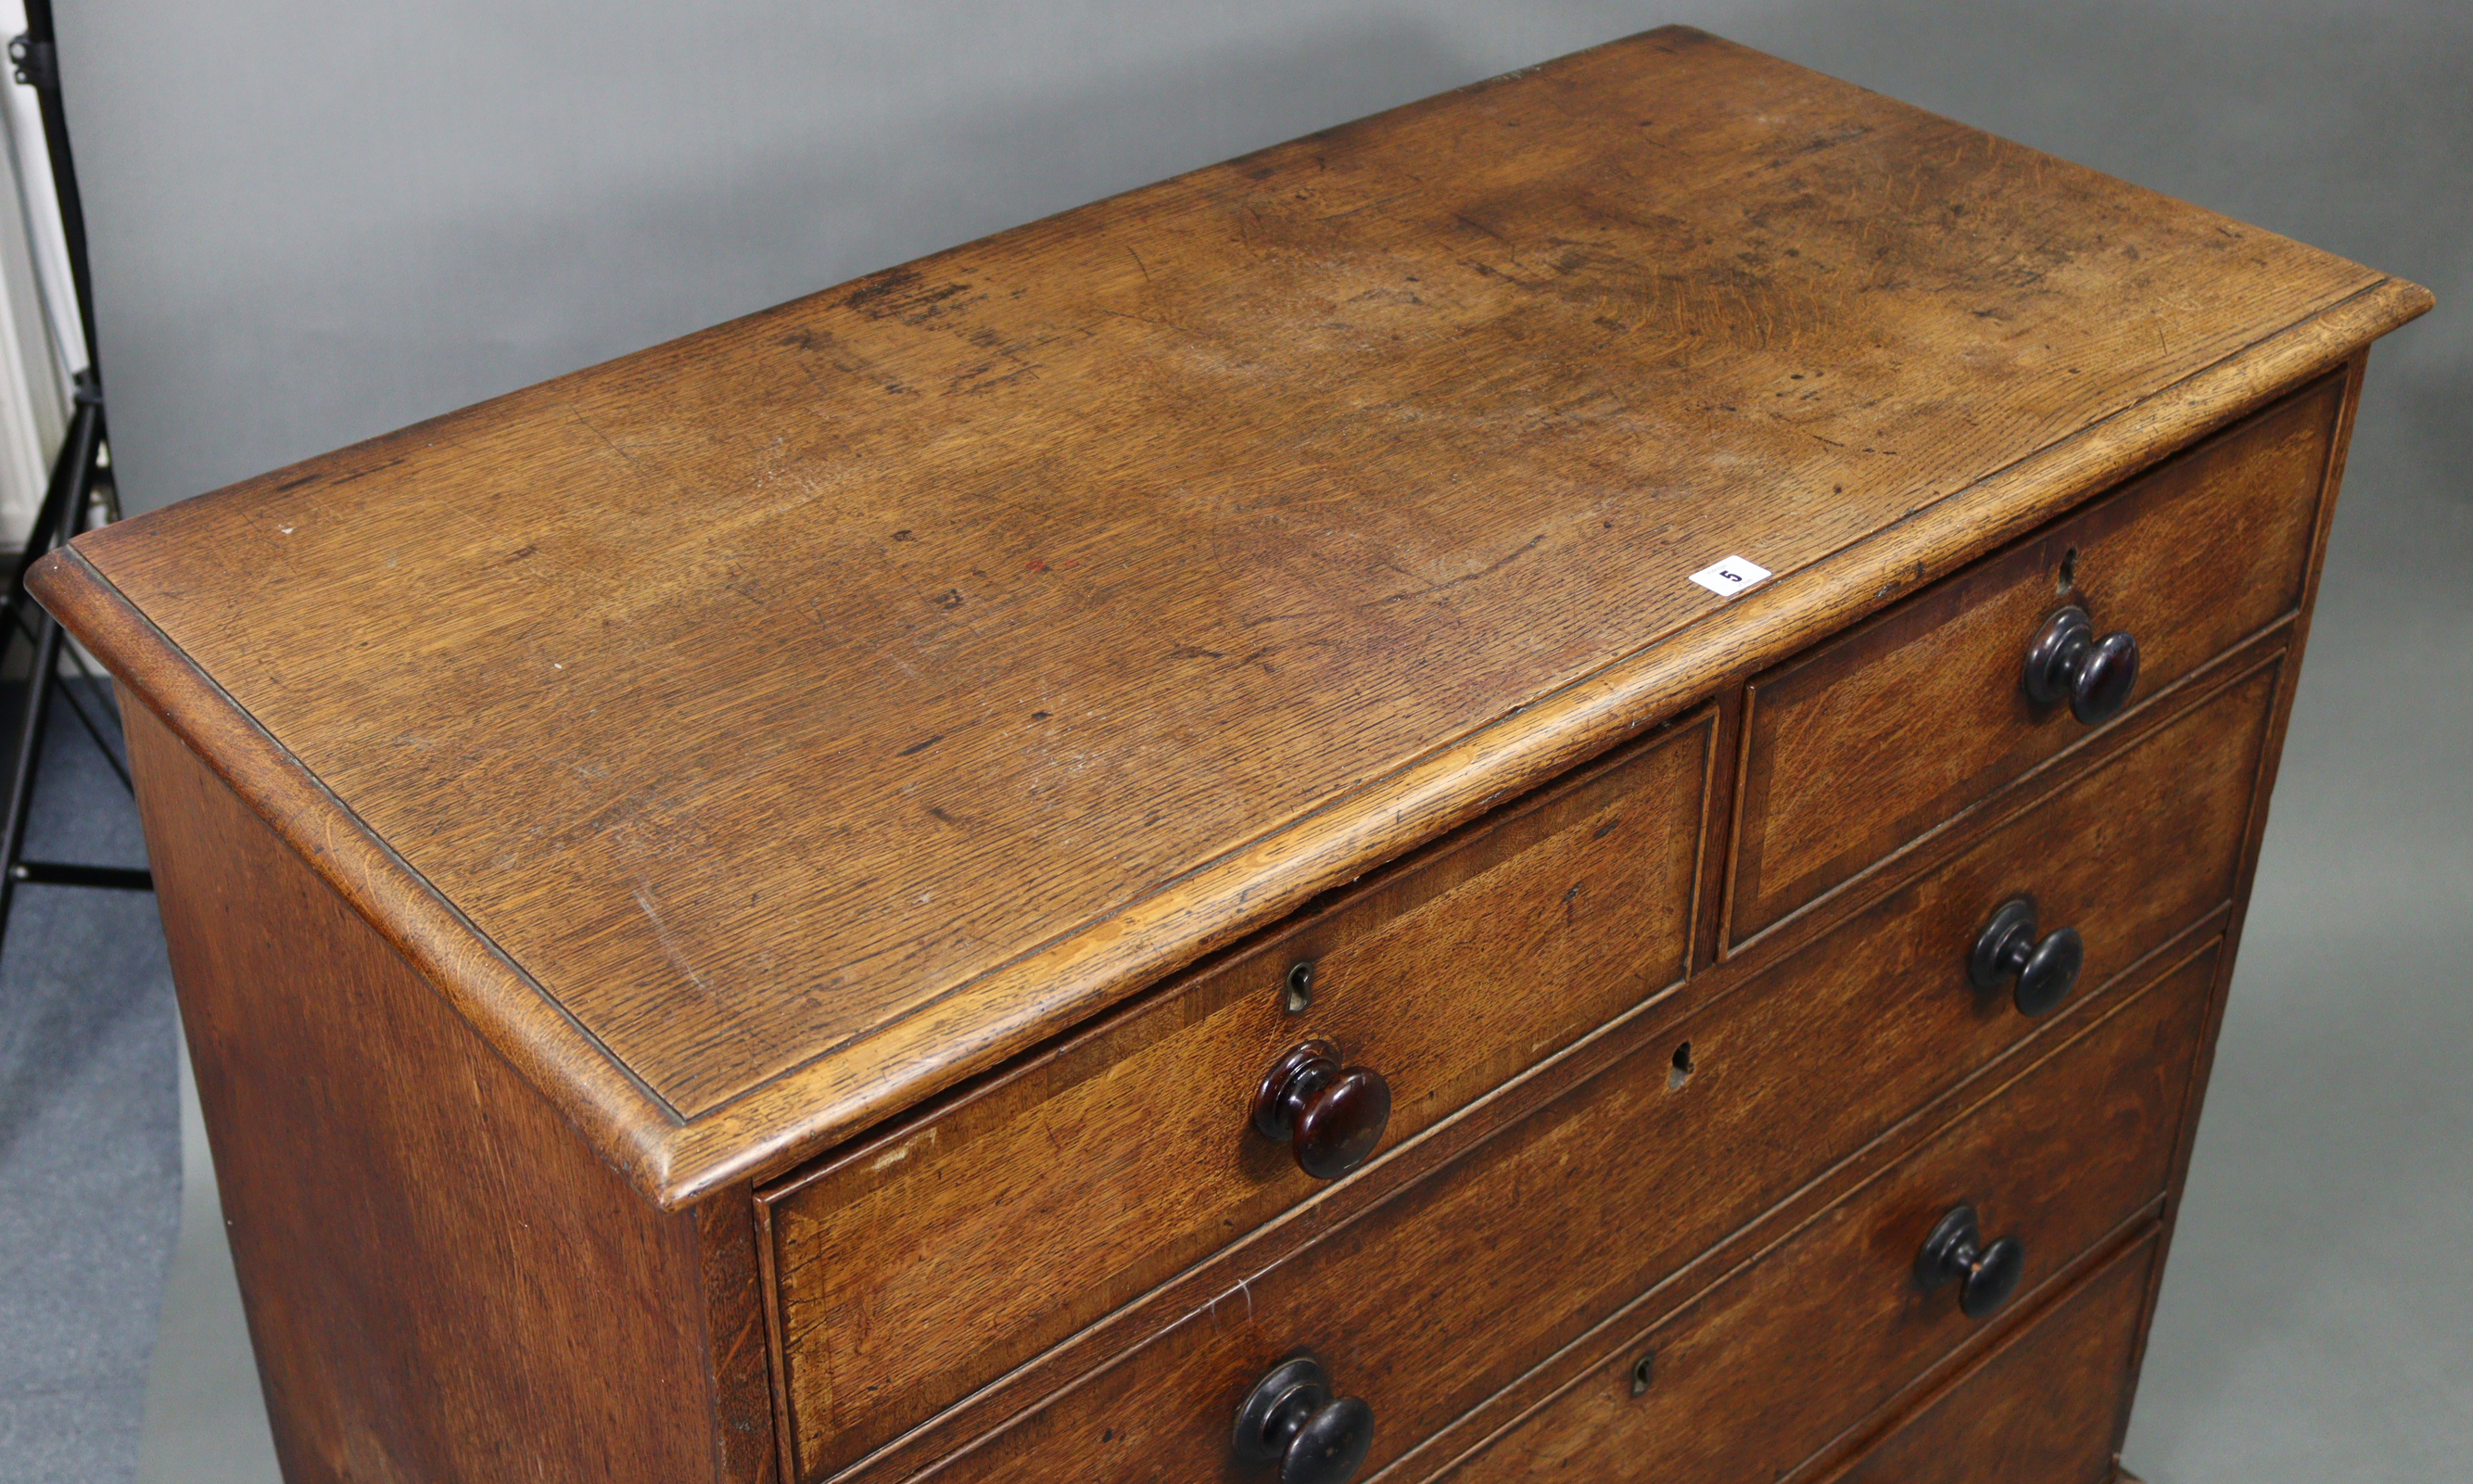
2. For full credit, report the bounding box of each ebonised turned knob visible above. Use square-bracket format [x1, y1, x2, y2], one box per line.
[1917, 1204, 2025, 1319]
[1969, 898, 2085, 1018]
[1253, 1041, 1391, 1180]
[1232, 1354, 1376, 1484]
[2023, 604, 2139, 725]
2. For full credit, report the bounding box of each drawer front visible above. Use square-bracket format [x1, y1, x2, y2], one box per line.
[1733, 653, 2276, 1118]
[895, 667, 2275, 1484]
[763, 714, 1712, 1478]
[1730, 372, 2341, 944]
[1823, 1224, 2162, 1484]
[1441, 940, 2214, 1482]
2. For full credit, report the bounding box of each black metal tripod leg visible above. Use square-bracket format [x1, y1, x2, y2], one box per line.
[0, 615, 64, 927]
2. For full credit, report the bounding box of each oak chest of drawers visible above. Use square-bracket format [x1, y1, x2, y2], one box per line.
[42, 27, 2429, 1484]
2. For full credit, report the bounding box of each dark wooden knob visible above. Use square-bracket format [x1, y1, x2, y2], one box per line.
[1232, 1354, 1376, 1484]
[1917, 1205, 2025, 1319]
[1252, 1041, 1391, 1180]
[1969, 898, 2084, 1017]
[2023, 605, 2139, 724]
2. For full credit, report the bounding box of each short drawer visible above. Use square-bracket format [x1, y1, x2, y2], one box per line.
[760, 712, 1713, 1479]
[1731, 650, 2278, 1117]
[1440, 939, 2213, 1482]
[1820, 1224, 2161, 1484]
[1729, 372, 2342, 944]
[888, 666, 2274, 1484]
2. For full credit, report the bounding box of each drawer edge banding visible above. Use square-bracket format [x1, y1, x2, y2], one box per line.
[763, 714, 1713, 1476]
[1727, 371, 2347, 950]
[1421, 928, 2230, 1483]
[1727, 626, 2297, 981]
[1406, 932, 2232, 1484]
[849, 635, 2283, 1480]
[29, 274, 2432, 1210]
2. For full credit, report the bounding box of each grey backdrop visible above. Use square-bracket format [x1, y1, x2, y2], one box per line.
[57, 0, 2467, 518]
[43, 2, 2469, 1481]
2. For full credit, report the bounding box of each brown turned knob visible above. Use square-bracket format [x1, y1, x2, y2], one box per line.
[1251, 1041, 1391, 1181]
[1917, 1205, 2025, 1319]
[2023, 605, 2139, 725]
[1233, 1354, 1376, 1484]
[1969, 898, 2085, 1018]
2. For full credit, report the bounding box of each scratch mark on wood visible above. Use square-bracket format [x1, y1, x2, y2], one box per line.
[631, 882, 711, 996]
[323, 455, 410, 489]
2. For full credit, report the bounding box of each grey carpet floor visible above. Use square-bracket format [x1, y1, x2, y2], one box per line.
[0, 682, 178, 1484]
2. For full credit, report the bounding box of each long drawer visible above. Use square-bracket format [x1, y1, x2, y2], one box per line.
[1439, 939, 2214, 1481]
[1729, 372, 2340, 945]
[891, 659, 2276, 1484]
[760, 712, 1713, 1478]
[1820, 1224, 2162, 1484]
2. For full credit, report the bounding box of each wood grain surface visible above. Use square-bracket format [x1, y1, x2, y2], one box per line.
[2104, 349, 2371, 1484]
[761, 713, 1708, 1478]
[798, 608, 2277, 1484]
[122, 697, 774, 1483]
[1713, 647, 2282, 1111]
[1818, 1226, 2161, 1484]
[33, 27, 2430, 1203]
[1730, 373, 2340, 944]
[1444, 941, 2215, 1482]
[895, 661, 2274, 1484]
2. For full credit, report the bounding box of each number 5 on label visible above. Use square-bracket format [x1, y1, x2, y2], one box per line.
[1688, 555, 1772, 598]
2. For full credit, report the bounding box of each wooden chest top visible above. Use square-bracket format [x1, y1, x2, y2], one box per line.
[39, 27, 2427, 1204]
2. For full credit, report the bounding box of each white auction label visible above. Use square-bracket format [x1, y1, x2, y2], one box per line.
[1688, 554, 1772, 597]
